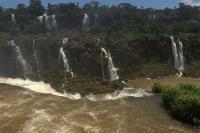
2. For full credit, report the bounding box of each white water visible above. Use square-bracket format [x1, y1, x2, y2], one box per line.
[86, 88, 153, 102]
[37, 14, 57, 29]
[101, 47, 119, 81]
[82, 13, 89, 31]
[8, 40, 31, 77]
[170, 36, 184, 77]
[178, 39, 184, 72]
[33, 40, 40, 74]
[44, 14, 51, 29]
[97, 38, 101, 46]
[60, 38, 75, 78]
[0, 77, 153, 102]
[11, 14, 16, 24]
[0, 77, 81, 100]
[37, 15, 43, 23]
[107, 52, 119, 81]
[62, 37, 69, 46]
[60, 47, 70, 73]
[43, 14, 50, 25]
[51, 14, 57, 27]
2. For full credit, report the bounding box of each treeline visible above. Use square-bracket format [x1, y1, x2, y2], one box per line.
[0, 0, 200, 35]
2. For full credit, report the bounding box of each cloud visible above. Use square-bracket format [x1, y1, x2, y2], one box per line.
[181, 0, 200, 6]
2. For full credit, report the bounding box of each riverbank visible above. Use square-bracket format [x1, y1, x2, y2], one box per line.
[127, 75, 200, 89]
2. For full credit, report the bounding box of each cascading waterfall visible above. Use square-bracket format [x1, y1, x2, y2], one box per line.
[62, 37, 69, 45]
[60, 47, 70, 73]
[101, 47, 119, 81]
[82, 13, 89, 31]
[8, 40, 32, 77]
[44, 14, 51, 29]
[33, 40, 40, 74]
[38, 15, 44, 23]
[170, 36, 179, 69]
[60, 38, 74, 78]
[11, 13, 16, 24]
[107, 51, 119, 81]
[170, 36, 184, 77]
[97, 38, 101, 46]
[51, 14, 57, 27]
[43, 14, 50, 24]
[37, 14, 57, 29]
[178, 39, 184, 72]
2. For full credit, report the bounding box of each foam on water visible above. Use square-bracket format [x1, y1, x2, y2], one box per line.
[103, 88, 152, 101]
[21, 109, 53, 133]
[86, 88, 153, 101]
[0, 77, 81, 100]
[0, 77, 152, 101]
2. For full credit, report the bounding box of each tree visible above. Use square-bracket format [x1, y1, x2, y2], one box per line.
[47, 3, 58, 15]
[28, 0, 44, 16]
[178, 3, 193, 20]
[17, 4, 27, 14]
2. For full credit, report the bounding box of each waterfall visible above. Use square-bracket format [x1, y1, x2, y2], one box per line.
[44, 14, 51, 29]
[8, 40, 32, 77]
[43, 14, 50, 24]
[60, 38, 74, 78]
[170, 36, 184, 77]
[101, 47, 119, 81]
[62, 37, 69, 46]
[51, 14, 57, 27]
[60, 47, 70, 73]
[170, 36, 179, 69]
[38, 15, 44, 23]
[11, 14, 16, 24]
[33, 40, 40, 74]
[177, 39, 184, 74]
[37, 14, 57, 29]
[82, 13, 89, 31]
[107, 51, 119, 81]
[96, 38, 101, 46]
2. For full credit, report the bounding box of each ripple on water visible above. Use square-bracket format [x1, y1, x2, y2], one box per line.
[86, 88, 153, 101]
[21, 109, 54, 133]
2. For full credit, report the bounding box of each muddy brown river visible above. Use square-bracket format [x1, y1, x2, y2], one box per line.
[0, 78, 199, 133]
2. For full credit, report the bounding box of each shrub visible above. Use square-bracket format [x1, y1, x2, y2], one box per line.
[162, 84, 200, 125]
[152, 82, 169, 93]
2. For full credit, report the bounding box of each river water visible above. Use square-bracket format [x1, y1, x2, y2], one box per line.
[0, 82, 199, 133]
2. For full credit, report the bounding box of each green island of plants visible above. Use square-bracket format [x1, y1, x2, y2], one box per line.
[153, 83, 200, 125]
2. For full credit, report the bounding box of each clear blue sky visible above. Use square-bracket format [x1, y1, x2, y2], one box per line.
[0, 0, 198, 9]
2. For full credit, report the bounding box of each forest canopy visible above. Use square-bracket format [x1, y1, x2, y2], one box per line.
[0, 0, 200, 35]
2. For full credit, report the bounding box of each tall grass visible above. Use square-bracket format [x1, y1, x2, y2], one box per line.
[153, 83, 200, 125]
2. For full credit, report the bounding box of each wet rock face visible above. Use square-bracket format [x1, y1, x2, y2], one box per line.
[0, 33, 200, 82]
[0, 38, 102, 84]
[0, 46, 21, 77]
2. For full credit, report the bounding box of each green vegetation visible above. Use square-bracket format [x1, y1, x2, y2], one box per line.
[152, 83, 164, 93]
[1, 1, 200, 35]
[153, 83, 200, 125]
